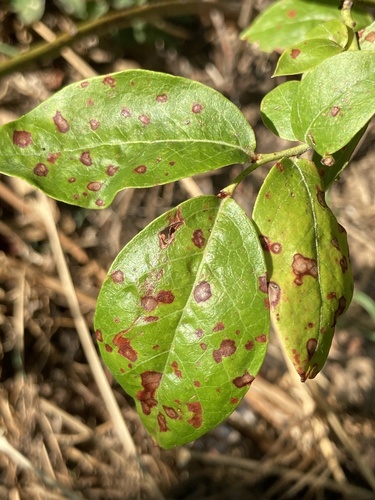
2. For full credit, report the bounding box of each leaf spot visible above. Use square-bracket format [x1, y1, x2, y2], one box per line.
[270, 242, 282, 254]
[80, 81, 89, 88]
[113, 333, 138, 362]
[134, 165, 147, 174]
[87, 182, 102, 192]
[171, 361, 182, 378]
[136, 371, 162, 415]
[255, 334, 267, 343]
[275, 162, 285, 173]
[144, 315, 158, 322]
[156, 94, 168, 102]
[158, 208, 185, 249]
[33, 163, 49, 177]
[316, 186, 328, 207]
[194, 281, 212, 303]
[306, 338, 318, 361]
[258, 275, 268, 294]
[47, 152, 61, 163]
[169, 161, 175, 166]
[330, 106, 341, 117]
[68, 177, 76, 183]
[138, 114, 151, 126]
[89, 119, 100, 130]
[192, 229, 206, 249]
[245, 340, 254, 351]
[95, 199, 105, 207]
[340, 256, 348, 273]
[292, 254, 318, 285]
[53, 111, 70, 133]
[269, 281, 280, 307]
[195, 329, 203, 338]
[332, 296, 347, 327]
[157, 413, 169, 432]
[192, 103, 203, 114]
[287, 9, 297, 17]
[105, 344, 113, 352]
[200, 343, 207, 350]
[96, 329, 103, 342]
[121, 107, 132, 117]
[193, 380, 201, 387]
[331, 238, 340, 250]
[13, 130, 32, 148]
[86, 98, 94, 107]
[103, 75, 116, 88]
[80, 151, 93, 166]
[106, 164, 119, 176]
[232, 371, 255, 388]
[365, 31, 375, 43]
[163, 405, 179, 419]
[186, 402, 202, 428]
[230, 398, 239, 405]
[290, 48, 300, 59]
[213, 339, 236, 363]
[327, 291, 336, 300]
[111, 270, 125, 284]
[212, 322, 225, 332]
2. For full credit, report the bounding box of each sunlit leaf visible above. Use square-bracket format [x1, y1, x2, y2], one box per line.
[291, 51, 375, 155]
[95, 195, 269, 448]
[253, 158, 353, 381]
[240, 0, 371, 53]
[261, 81, 299, 141]
[0, 70, 255, 209]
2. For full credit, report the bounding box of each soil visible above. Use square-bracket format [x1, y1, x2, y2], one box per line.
[0, 1, 375, 499]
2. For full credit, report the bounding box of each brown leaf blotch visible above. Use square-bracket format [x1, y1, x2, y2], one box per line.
[105, 344, 113, 352]
[194, 281, 212, 303]
[80, 151, 93, 166]
[269, 281, 281, 307]
[213, 339, 236, 363]
[136, 371, 162, 416]
[291, 48, 300, 59]
[332, 296, 347, 327]
[212, 322, 225, 333]
[192, 229, 206, 249]
[306, 338, 318, 361]
[96, 329, 103, 342]
[245, 340, 254, 351]
[330, 106, 341, 117]
[255, 334, 267, 343]
[292, 253, 318, 285]
[171, 361, 182, 378]
[47, 152, 61, 163]
[33, 163, 49, 177]
[89, 119, 100, 130]
[192, 103, 203, 114]
[106, 164, 119, 176]
[134, 165, 147, 174]
[103, 75, 116, 88]
[87, 182, 102, 192]
[365, 31, 375, 43]
[157, 412, 169, 432]
[95, 199, 105, 207]
[53, 111, 70, 133]
[138, 114, 151, 126]
[13, 130, 32, 148]
[258, 275, 268, 294]
[233, 371, 255, 388]
[163, 405, 179, 419]
[111, 269, 125, 284]
[316, 186, 328, 208]
[113, 334, 138, 362]
[186, 402, 202, 428]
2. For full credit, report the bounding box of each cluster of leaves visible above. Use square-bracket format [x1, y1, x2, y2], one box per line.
[0, 0, 374, 448]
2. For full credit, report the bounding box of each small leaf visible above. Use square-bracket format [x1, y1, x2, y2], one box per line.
[94, 195, 269, 448]
[0, 70, 255, 209]
[274, 39, 344, 76]
[358, 21, 375, 51]
[253, 158, 353, 381]
[260, 81, 300, 141]
[291, 51, 375, 155]
[240, 0, 371, 53]
[11, 0, 45, 24]
[305, 20, 351, 48]
[313, 124, 369, 189]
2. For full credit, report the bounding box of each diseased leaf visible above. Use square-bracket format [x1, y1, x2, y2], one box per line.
[253, 158, 353, 381]
[240, 0, 371, 53]
[313, 124, 369, 189]
[274, 39, 344, 77]
[94, 195, 269, 448]
[260, 81, 299, 141]
[358, 21, 375, 51]
[291, 51, 375, 155]
[0, 70, 255, 209]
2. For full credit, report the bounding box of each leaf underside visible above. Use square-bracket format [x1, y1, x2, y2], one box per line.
[0, 70, 255, 208]
[94, 195, 269, 448]
[253, 158, 353, 381]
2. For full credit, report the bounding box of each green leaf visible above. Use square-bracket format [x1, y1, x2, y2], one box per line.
[358, 21, 375, 51]
[54, 0, 87, 19]
[11, 0, 45, 24]
[240, 0, 371, 53]
[312, 124, 368, 189]
[94, 195, 269, 448]
[0, 70, 255, 209]
[274, 39, 344, 76]
[260, 81, 300, 141]
[253, 158, 353, 381]
[291, 51, 375, 155]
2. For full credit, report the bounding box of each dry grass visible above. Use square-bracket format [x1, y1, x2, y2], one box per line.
[0, 2, 375, 498]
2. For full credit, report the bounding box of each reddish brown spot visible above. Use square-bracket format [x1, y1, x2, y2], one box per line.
[134, 164, 147, 174]
[80, 81, 89, 88]
[233, 371, 255, 388]
[230, 398, 239, 405]
[306, 338, 317, 360]
[157, 290, 175, 304]
[95, 199, 105, 207]
[292, 253, 318, 285]
[200, 343, 207, 350]
[144, 316, 158, 322]
[158, 208, 185, 248]
[331, 238, 340, 250]
[192, 103, 203, 114]
[194, 281, 212, 303]
[13, 130, 32, 148]
[291, 48, 301, 59]
[316, 186, 327, 208]
[103, 75, 116, 88]
[105, 344, 113, 352]
[269, 282, 280, 307]
[270, 242, 282, 254]
[87, 98, 94, 107]
[89, 119, 100, 130]
[114, 317, 120, 323]
[53, 111, 70, 133]
[365, 31, 375, 43]
[321, 155, 335, 167]
[141, 290, 174, 311]
[141, 296, 158, 312]
[169, 161, 175, 166]
[47, 152, 61, 163]
[152, 345, 159, 350]
[195, 329, 203, 338]
[136, 371, 162, 415]
[171, 361, 182, 378]
[340, 256, 348, 273]
[33, 163, 49, 177]
[120, 368, 125, 373]
[121, 107, 132, 117]
[258, 275, 268, 294]
[327, 291, 336, 300]
[338, 224, 346, 234]
[96, 329, 103, 342]
[332, 296, 347, 327]
[111, 269, 124, 283]
[87, 182, 102, 191]
[212, 322, 224, 332]
[113, 334, 138, 362]
[157, 412, 169, 432]
[275, 162, 285, 173]
[193, 380, 201, 387]
[255, 334, 266, 343]
[287, 9, 297, 17]
[264, 298, 270, 310]
[192, 229, 206, 249]
[138, 114, 151, 126]
[186, 402, 202, 428]
[163, 405, 179, 419]
[82, 192, 88, 197]
[330, 106, 341, 117]
[308, 322, 314, 328]
[73, 194, 79, 200]
[156, 94, 168, 102]
[80, 151, 92, 166]
[213, 339, 236, 363]
[245, 340, 254, 351]
[106, 164, 119, 176]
